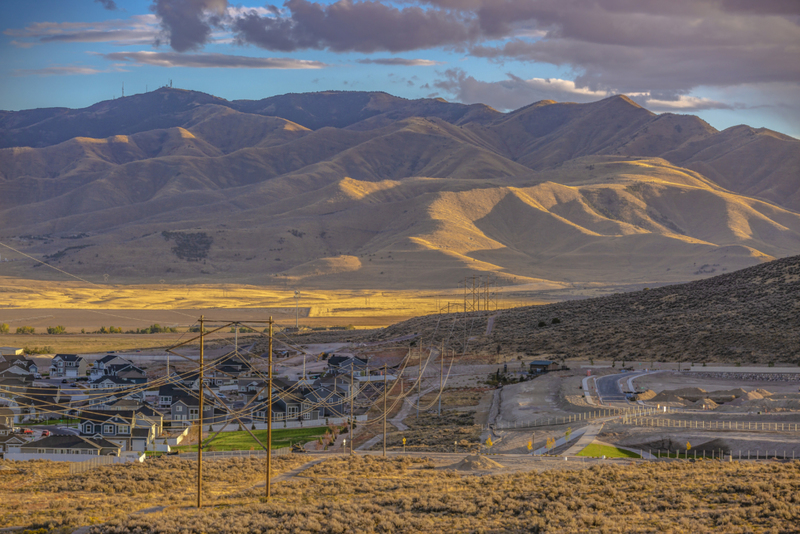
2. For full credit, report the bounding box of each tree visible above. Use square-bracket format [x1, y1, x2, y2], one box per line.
[485, 436, 493, 453]
[16, 326, 35, 334]
[527, 441, 533, 452]
[47, 325, 67, 335]
[0, 323, 9, 334]
[565, 427, 572, 442]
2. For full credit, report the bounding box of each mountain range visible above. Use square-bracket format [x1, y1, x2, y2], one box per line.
[1, 88, 798, 289]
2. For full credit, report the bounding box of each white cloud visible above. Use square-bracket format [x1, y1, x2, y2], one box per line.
[101, 51, 327, 69]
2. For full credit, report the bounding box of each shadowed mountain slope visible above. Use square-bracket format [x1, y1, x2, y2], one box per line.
[368, 254, 800, 364]
[0, 89, 798, 289]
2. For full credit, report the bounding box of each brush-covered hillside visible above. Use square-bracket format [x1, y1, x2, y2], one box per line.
[0, 88, 798, 289]
[369, 254, 800, 363]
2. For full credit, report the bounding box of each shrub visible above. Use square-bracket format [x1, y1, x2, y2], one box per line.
[537, 321, 546, 327]
[0, 323, 9, 334]
[16, 326, 35, 334]
[46, 325, 67, 335]
[551, 318, 561, 324]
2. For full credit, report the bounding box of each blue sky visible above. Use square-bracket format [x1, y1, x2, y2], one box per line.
[1, 0, 798, 137]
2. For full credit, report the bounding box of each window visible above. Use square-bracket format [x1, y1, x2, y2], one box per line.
[288, 406, 299, 416]
[103, 424, 114, 434]
[84, 423, 94, 433]
[117, 425, 129, 434]
[175, 406, 182, 412]
[38, 448, 45, 453]
[189, 408, 199, 420]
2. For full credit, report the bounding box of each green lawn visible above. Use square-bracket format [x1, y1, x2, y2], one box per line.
[175, 427, 335, 452]
[576, 443, 641, 459]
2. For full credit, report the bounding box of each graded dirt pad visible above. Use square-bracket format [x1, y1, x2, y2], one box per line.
[649, 391, 688, 405]
[447, 454, 505, 471]
[636, 389, 657, 401]
[688, 398, 719, 409]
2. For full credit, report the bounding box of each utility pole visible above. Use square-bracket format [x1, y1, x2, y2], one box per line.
[266, 317, 273, 500]
[294, 290, 300, 329]
[438, 343, 443, 416]
[383, 364, 387, 457]
[417, 347, 421, 419]
[349, 368, 354, 454]
[197, 315, 204, 508]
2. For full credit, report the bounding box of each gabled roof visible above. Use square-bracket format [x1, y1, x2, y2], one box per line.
[53, 354, 82, 362]
[90, 376, 131, 385]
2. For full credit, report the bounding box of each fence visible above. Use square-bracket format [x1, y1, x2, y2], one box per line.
[643, 449, 797, 461]
[491, 407, 662, 430]
[176, 447, 291, 460]
[69, 456, 116, 475]
[621, 417, 800, 432]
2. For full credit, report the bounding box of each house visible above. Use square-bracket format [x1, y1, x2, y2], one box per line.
[0, 407, 15, 427]
[89, 354, 132, 379]
[0, 423, 15, 436]
[529, 360, 561, 373]
[0, 434, 28, 456]
[0, 347, 23, 357]
[329, 356, 369, 377]
[89, 375, 137, 391]
[0, 378, 31, 400]
[78, 410, 160, 452]
[20, 386, 63, 421]
[10, 434, 120, 460]
[1, 356, 39, 377]
[170, 396, 217, 427]
[0, 363, 33, 379]
[158, 384, 188, 410]
[50, 354, 87, 378]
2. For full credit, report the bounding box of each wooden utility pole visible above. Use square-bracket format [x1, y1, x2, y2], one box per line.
[266, 316, 273, 500]
[383, 364, 387, 457]
[197, 315, 204, 508]
[438, 343, 443, 416]
[417, 347, 421, 419]
[349, 368, 354, 454]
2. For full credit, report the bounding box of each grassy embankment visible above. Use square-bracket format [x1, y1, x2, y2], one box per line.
[174, 428, 335, 452]
[577, 443, 641, 458]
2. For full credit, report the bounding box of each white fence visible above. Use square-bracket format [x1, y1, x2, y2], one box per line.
[176, 447, 292, 460]
[492, 407, 661, 430]
[622, 417, 800, 432]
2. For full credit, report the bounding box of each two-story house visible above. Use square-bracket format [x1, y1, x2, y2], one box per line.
[170, 396, 218, 427]
[78, 409, 161, 452]
[50, 354, 87, 379]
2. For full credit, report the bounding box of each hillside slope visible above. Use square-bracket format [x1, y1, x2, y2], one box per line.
[369, 255, 800, 363]
[0, 89, 798, 289]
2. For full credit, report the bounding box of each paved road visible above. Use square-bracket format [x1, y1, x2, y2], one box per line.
[595, 371, 650, 403]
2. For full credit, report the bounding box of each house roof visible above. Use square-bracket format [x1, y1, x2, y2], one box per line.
[54, 354, 82, 362]
[90, 376, 131, 385]
[529, 360, 554, 366]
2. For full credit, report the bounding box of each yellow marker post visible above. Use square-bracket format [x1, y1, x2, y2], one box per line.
[402, 437, 406, 453]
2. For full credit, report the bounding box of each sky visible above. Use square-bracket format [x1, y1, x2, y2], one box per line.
[1, 0, 798, 137]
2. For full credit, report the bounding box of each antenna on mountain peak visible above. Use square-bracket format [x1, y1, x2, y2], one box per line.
[170, 79, 173, 88]
[122, 82, 124, 98]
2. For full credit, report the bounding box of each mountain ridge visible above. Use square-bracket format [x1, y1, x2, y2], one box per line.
[0, 89, 798, 289]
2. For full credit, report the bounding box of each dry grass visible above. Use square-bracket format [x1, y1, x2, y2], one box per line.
[96, 458, 800, 533]
[0, 455, 307, 532]
[2, 455, 798, 533]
